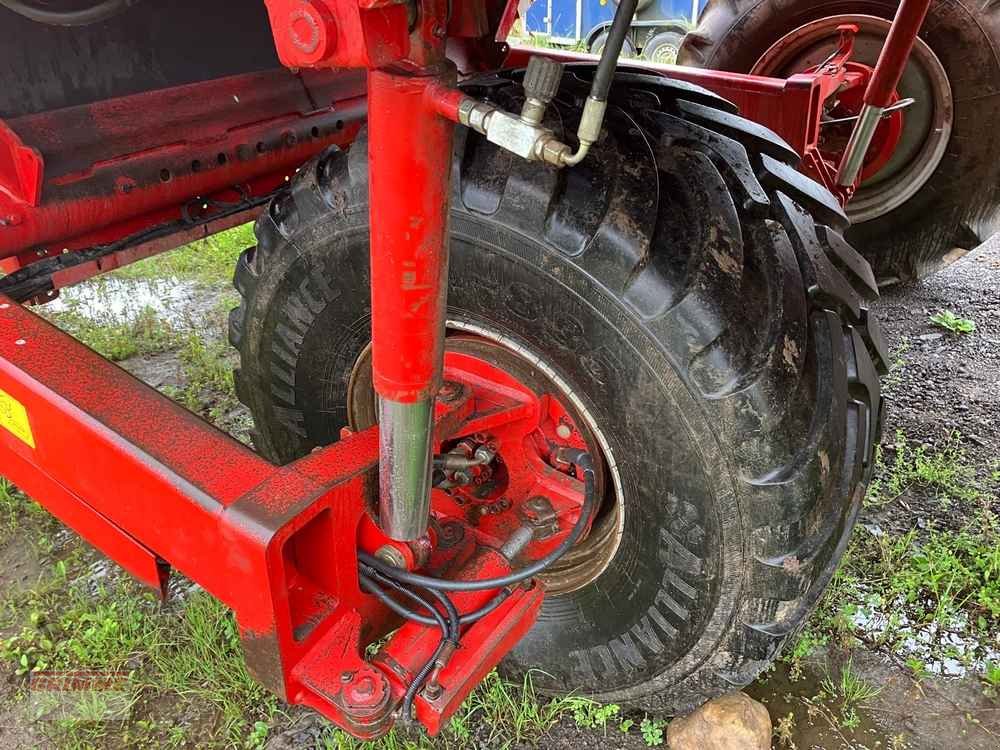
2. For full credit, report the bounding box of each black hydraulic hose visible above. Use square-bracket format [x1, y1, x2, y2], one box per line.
[362, 565, 509, 627]
[359, 573, 451, 721]
[359, 573, 449, 636]
[359, 448, 596, 592]
[402, 639, 449, 720]
[423, 585, 460, 641]
[591, 0, 640, 102]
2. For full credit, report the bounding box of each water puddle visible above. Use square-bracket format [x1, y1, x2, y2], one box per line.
[750, 650, 1000, 750]
[851, 602, 1000, 677]
[46, 276, 220, 331]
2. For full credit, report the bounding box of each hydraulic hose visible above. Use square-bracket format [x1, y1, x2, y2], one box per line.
[560, 0, 639, 166]
[591, 0, 639, 102]
[359, 448, 596, 592]
[359, 573, 450, 637]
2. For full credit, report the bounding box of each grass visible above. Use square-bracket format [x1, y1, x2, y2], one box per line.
[820, 659, 881, 729]
[789, 429, 1000, 675]
[866, 430, 984, 508]
[929, 310, 976, 335]
[44, 304, 181, 362]
[111, 223, 254, 284]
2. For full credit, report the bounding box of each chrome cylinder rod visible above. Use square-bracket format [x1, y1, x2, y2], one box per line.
[836, 104, 885, 187]
[378, 397, 436, 541]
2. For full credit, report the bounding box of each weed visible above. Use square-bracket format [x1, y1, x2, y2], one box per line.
[865, 430, 981, 508]
[982, 661, 1000, 698]
[929, 310, 975, 334]
[640, 716, 666, 746]
[820, 659, 881, 729]
[775, 711, 797, 749]
[904, 656, 929, 681]
[570, 698, 620, 730]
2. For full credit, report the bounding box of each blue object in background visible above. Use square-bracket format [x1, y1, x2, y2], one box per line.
[525, 0, 705, 47]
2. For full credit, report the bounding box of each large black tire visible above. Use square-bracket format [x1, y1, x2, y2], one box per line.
[678, 0, 1000, 281]
[229, 70, 887, 713]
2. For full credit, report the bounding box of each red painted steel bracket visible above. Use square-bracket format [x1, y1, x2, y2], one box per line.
[0, 296, 543, 737]
[0, 120, 43, 208]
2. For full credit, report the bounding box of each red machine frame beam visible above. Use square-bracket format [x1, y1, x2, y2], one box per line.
[0, 68, 367, 262]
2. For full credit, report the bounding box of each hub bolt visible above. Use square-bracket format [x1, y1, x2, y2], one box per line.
[374, 544, 407, 569]
[556, 423, 572, 439]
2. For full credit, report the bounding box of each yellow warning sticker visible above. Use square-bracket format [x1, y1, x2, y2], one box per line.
[0, 388, 35, 449]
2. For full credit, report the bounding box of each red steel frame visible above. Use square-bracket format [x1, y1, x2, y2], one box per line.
[0, 0, 931, 739]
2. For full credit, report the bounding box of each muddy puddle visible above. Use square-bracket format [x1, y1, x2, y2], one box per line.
[47, 276, 226, 332]
[750, 652, 1000, 750]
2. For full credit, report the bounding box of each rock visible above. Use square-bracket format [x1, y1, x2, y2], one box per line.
[919, 332, 944, 341]
[667, 692, 771, 750]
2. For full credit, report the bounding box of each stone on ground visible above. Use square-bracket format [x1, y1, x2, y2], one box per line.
[667, 691, 771, 750]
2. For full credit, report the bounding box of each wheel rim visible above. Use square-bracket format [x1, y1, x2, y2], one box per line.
[752, 15, 953, 224]
[348, 321, 625, 596]
[648, 41, 679, 65]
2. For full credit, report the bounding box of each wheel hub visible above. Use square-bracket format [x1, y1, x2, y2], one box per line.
[348, 326, 624, 596]
[752, 14, 953, 224]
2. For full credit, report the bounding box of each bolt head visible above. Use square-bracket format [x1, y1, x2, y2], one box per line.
[374, 544, 407, 569]
[341, 668, 389, 713]
[556, 423, 572, 439]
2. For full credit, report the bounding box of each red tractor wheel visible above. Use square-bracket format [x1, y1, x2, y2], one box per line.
[679, 0, 1000, 281]
[229, 71, 885, 713]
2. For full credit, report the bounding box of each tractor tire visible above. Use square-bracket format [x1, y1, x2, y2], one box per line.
[229, 70, 887, 714]
[678, 0, 1000, 281]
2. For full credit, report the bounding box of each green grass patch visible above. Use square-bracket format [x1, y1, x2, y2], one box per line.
[819, 659, 881, 729]
[45, 304, 181, 362]
[112, 223, 254, 284]
[789, 430, 999, 671]
[866, 430, 984, 508]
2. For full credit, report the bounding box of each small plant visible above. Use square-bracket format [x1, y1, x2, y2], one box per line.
[640, 717, 666, 747]
[820, 659, 881, 729]
[929, 309, 975, 334]
[775, 712, 797, 749]
[570, 699, 620, 730]
[619, 718, 635, 733]
[982, 661, 1000, 698]
[904, 656, 929, 681]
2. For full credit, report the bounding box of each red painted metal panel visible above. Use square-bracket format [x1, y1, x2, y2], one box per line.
[0, 68, 367, 260]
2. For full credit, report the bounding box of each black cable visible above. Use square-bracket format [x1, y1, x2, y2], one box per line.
[363, 569, 512, 627]
[359, 572, 451, 721]
[360, 448, 596, 592]
[423, 586, 460, 641]
[402, 639, 448, 721]
[591, 0, 639, 101]
[359, 573, 449, 636]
